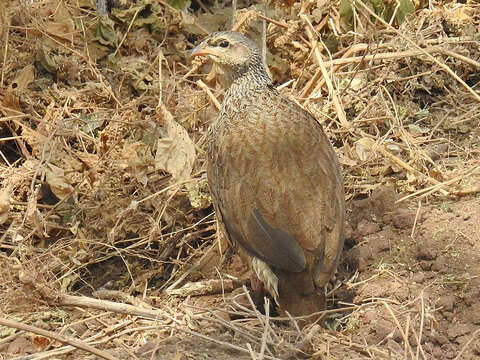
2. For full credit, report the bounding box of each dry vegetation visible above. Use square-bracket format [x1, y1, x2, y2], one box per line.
[0, 0, 479, 359]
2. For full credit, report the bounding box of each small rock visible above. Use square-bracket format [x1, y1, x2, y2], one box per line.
[440, 212, 455, 221]
[432, 333, 450, 345]
[375, 319, 402, 342]
[344, 224, 354, 246]
[426, 143, 449, 161]
[386, 339, 402, 354]
[432, 346, 444, 358]
[431, 257, 448, 272]
[375, 319, 395, 340]
[419, 261, 432, 271]
[447, 324, 471, 341]
[355, 220, 380, 238]
[437, 295, 455, 312]
[469, 303, 480, 324]
[392, 208, 416, 229]
[423, 342, 433, 354]
[70, 323, 88, 337]
[409, 333, 419, 346]
[463, 292, 475, 306]
[7, 337, 36, 355]
[443, 311, 454, 321]
[471, 277, 480, 287]
[356, 246, 373, 271]
[416, 244, 437, 261]
[455, 335, 470, 345]
[33, 319, 51, 330]
[213, 309, 231, 322]
[412, 273, 425, 283]
[136, 341, 161, 356]
[392, 328, 403, 343]
[357, 236, 390, 258]
[463, 214, 471, 221]
[363, 310, 376, 323]
[408, 332, 426, 346]
[474, 339, 480, 355]
[373, 237, 391, 252]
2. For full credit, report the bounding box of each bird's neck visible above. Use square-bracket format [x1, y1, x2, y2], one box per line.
[223, 61, 272, 101]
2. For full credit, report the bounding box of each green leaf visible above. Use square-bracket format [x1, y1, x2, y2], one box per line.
[339, 0, 353, 22]
[112, 4, 147, 23]
[37, 45, 58, 74]
[167, 0, 191, 10]
[80, 114, 105, 134]
[94, 15, 117, 46]
[396, 0, 415, 24]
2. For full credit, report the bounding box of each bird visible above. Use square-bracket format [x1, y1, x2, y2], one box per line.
[191, 31, 345, 319]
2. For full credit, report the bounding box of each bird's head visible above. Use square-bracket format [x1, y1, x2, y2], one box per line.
[191, 31, 263, 71]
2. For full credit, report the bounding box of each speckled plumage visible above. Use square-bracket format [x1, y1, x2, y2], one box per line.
[192, 31, 345, 317]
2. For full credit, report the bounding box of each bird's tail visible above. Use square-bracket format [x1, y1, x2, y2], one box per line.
[277, 270, 326, 323]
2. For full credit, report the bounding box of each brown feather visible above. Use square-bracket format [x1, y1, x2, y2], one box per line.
[195, 31, 345, 319]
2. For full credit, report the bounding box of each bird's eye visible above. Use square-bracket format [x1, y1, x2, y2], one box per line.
[218, 40, 229, 48]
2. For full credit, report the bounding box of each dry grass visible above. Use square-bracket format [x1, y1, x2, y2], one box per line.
[0, 0, 479, 359]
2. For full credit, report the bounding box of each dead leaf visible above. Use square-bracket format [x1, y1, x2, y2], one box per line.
[447, 3, 472, 24]
[51, 2, 75, 42]
[120, 142, 153, 186]
[168, 0, 191, 10]
[428, 169, 444, 181]
[93, 15, 117, 47]
[155, 104, 196, 182]
[45, 22, 75, 43]
[2, 64, 35, 115]
[45, 164, 75, 201]
[0, 1, 9, 39]
[37, 44, 59, 74]
[0, 3, 4, 39]
[190, 8, 232, 34]
[396, 0, 415, 24]
[454, 172, 480, 196]
[0, 189, 10, 225]
[113, 56, 154, 91]
[407, 124, 429, 136]
[26, 191, 46, 237]
[7, 336, 36, 355]
[9, 64, 35, 91]
[76, 0, 95, 8]
[32, 335, 50, 349]
[355, 138, 377, 162]
[338, 153, 357, 167]
[0, 322, 16, 337]
[185, 181, 210, 209]
[385, 142, 402, 154]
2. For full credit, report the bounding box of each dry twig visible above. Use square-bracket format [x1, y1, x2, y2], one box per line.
[0, 318, 119, 360]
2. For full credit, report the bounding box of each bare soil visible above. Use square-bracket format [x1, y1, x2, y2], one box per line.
[341, 192, 480, 360]
[128, 194, 480, 360]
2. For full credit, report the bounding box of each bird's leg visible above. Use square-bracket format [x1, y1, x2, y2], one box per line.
[249, 274, 266, 308]
[250, 273, 263, 292]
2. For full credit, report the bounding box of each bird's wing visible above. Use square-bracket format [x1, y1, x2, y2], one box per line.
[207, 91, 344, 275]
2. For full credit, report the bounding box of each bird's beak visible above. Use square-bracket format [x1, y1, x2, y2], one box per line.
[190, 43, 215, 58]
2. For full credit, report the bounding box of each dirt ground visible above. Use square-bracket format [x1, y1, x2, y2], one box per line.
[127, 193, 480, 360]
[340, 192, 480, 359]
[1, 0, 480, 359]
